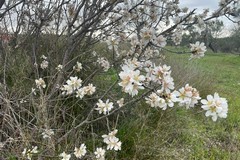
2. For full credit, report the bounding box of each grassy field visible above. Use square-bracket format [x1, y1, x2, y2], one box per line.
[3, 47, 240, 159]
[118, 51, 240, 159]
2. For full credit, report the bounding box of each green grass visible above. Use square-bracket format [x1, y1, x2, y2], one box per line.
[118, 51, 240, 159]
[3, 45, 240, 159]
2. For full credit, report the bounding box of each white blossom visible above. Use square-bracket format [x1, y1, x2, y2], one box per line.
[163, 92, 179, 108]
[119, 64, 145, 97]
[117, 98, 124, 107]
[154, 35, 167, 48]
[56, 64, 63, 71]
[124, 58, 142, 70]
[40, 60, 48, 69]
[201, 93, 228, 121]
[31, 88, 36, 95]
[102, 129, 122, 151]
[42, 129, 54, 139]
[61, 76, 82, 95]
[73, 61, 82, 72]
[92, 51, 97, 56]
[41, 55, 47, 60]
[74, 144, 87, 158]
[145, 92, 167, 110]
[0, 142, 4, 149]
[160, 75, 175, 94]
[22, 146, 38, 160]
[172, 28, 183, 45]
[83, 83, 96, 95]
[95, 99, 114, 115]
[61, 84, 74, 95]
[66, 76, 82, 90]
[76, 88, 85, 99]
[76, 83, 96, 99]
[94, 147, 106, 160]
[174, 84, 201, 108]
[140, 27, 156, 45]
[20, 99, 27, 103]
[97, 57, 110, 72]
[190, 41, 207, 59]
[152, 64, 171, 83]
[35, 78, 46, 89]
[59, 152, 71, 160]
[105, 136, 122, 151]
[31, 146, 38, 154]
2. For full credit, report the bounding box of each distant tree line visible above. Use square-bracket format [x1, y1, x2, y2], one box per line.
[180, 19, 240, 54]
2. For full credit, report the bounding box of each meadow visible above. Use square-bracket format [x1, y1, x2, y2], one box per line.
[2, 46, 240, 159]
[117, 50, 240, 159]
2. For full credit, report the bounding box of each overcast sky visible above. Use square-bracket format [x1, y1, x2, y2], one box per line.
[180, 0, 220, 11]
[179, 0, 234, 29]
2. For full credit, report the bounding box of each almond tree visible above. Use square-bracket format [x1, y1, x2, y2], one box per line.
[0, 0, 239, 159]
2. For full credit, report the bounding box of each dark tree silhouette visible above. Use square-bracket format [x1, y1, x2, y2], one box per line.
[0, 0, 5, 9]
